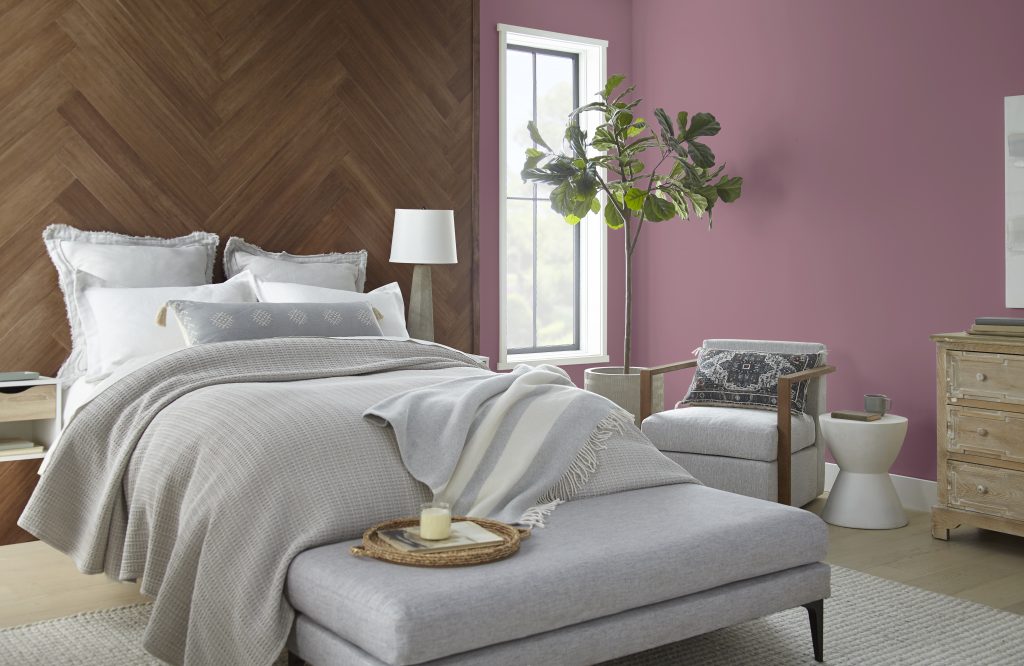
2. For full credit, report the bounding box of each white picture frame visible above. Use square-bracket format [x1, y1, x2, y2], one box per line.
[1005, 95, 1024, 307]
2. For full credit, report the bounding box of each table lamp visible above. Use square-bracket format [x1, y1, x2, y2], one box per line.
[389, 209, 457, 341]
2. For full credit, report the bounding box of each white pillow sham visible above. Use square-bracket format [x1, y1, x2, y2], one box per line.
[223, 237, 367, 292]
[255, 280, 408, 338]
[43, 224, 219, 383]
[76, 271, 257, 380]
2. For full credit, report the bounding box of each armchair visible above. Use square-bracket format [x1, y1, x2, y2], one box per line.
[640, 340, 836, 506]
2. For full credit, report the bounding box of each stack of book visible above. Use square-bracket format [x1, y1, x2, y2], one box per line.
[831, 410, 881, 422]
[377, 521, 505, 554]
[969, 317, 1024, 337]
[0, 439, 44, 458]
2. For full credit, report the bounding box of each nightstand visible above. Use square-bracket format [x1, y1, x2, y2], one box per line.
[0, 377, 62, 545]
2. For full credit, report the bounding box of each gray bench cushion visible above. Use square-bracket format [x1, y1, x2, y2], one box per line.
[642, 406, 816, 461]
[286, 484, 828, 665]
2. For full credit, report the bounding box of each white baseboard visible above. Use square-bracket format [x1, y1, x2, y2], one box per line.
[824, 462, 937, 514]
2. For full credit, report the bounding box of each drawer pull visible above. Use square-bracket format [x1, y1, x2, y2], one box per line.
[976, 427, 989, 437]
[977, 484, 989, 495]
[976, 373, 987, 382]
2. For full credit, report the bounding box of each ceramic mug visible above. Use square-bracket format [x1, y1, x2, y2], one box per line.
[864, 394, 891, 415]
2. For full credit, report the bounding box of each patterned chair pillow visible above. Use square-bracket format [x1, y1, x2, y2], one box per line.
[680, 349, 824, 413]
[158, 300, 383, 346]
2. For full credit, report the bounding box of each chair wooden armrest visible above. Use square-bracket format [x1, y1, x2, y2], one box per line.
[776, 365, 836, 505]
[639, 359, 698, 422]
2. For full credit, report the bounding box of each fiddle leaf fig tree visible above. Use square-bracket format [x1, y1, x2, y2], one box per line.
[521, 75, 743, 373]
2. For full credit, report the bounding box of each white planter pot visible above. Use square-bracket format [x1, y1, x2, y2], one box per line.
[583, 366, 664, 426]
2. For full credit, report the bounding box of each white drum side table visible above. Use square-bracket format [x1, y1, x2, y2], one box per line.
[820, 414, 908, 529]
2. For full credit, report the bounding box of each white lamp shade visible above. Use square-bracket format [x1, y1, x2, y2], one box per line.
[389, 209, 458, 264]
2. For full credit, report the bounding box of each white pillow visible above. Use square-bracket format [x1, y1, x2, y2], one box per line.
[43, 224, 219, 384]
[223, 237, 367, 292]
[255, 280, 408, 338]
[240, 255, 358, 292]
[76, 271, 257, 380]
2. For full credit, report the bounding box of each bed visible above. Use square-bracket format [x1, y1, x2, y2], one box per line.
[17, 226, 829, 665]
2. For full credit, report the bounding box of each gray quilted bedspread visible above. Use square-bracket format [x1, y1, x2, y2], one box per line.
[19, 338, 692, 665]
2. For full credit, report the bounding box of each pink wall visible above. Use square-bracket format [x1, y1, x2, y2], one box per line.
[478, 0, 633, 384]
[631, 0, 1024, 480]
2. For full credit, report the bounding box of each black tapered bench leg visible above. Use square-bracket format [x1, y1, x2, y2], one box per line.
[288, 651, 304, 666]
[802, 599, 824, 662]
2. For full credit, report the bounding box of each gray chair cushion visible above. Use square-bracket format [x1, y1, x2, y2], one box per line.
[641, 406, 816, 462]
[662, 448, 821, 507]
[286, 484, 828, 666]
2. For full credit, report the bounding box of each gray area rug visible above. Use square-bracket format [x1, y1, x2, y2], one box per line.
[1, 567, 1022, 665]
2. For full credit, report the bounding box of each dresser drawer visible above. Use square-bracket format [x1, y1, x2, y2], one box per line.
[947, 461, 1024, 521]
[0, 385, 56, 423]
[948, 351, 1024, 405]
[947, 406, 1024, 463]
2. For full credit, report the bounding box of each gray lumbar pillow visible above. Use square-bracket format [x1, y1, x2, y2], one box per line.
[157, 300, 384, 346]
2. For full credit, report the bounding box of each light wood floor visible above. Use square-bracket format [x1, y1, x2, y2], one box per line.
[2, 498, 1024, 629]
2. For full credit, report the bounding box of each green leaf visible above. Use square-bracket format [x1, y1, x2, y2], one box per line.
[602, 74, 626, 100]
[670, 155, 699, 181]
[565, 214, 581, 224]
[604, 201, 625, 229]
[565, 120, 587, 158]
[676, 112, 688, 136]
[716, 175, 743, 203]
[653, 108, 673, 139]
[643, 194, 675, 222]
[689, 191, 709, 217]
[696, 185, 719, 209]
[620, 135, 656, 157]
[685, 112, 721, 139]
[624, 187, 647, 212]
[521, 167, 567, 185]
[705, 163, 726, 181]
[687, 140, 716, 168]
[625, 119, 647, 138]
[527, 120, 552, 152]
[590, 198, 601, 214]
[612, 84, 637, 103]
[569, 101, 608, 117]
[626, 158, 646, 174]
[550, 182, 575, 215]
[523, 147, 546, 170]
[614, 111, 634, 129]
[576, 171, 598, 198]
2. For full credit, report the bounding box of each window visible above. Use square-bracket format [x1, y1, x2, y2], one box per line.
[498, 25, 608, 370]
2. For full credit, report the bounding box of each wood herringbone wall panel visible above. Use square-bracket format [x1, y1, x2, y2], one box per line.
[0, 0, 479, 376]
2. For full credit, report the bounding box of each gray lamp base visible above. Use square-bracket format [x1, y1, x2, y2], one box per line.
[407, 264, 434, 341]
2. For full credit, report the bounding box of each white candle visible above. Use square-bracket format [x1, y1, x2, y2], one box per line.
[419, 505, 451, 540]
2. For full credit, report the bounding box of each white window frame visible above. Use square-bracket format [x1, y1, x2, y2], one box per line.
[497, 24, 609, 371]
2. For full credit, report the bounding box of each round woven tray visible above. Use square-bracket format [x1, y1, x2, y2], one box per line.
[350, 516, 529, 567]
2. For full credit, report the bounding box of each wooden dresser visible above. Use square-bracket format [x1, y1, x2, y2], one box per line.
[932, 333, 1024, 540]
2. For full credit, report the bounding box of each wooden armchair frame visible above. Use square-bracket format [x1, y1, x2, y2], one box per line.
[640, 361, 836, 505]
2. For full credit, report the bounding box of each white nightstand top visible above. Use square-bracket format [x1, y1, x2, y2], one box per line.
[820, 413, 907, 427]
[0, 376, 57, 389]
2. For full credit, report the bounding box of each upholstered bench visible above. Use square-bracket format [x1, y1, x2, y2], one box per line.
[284, 484, 830, 665]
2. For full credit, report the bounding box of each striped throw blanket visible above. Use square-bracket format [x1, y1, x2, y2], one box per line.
[365, 364, 693, 526]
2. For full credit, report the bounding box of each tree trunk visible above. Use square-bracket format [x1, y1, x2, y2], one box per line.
[623, 219, 632, 374]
